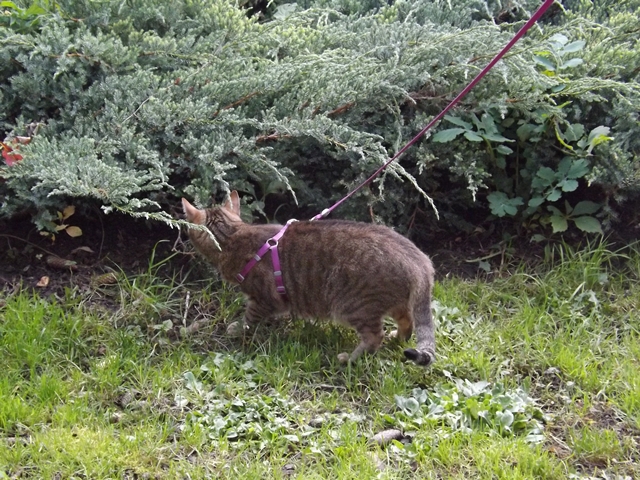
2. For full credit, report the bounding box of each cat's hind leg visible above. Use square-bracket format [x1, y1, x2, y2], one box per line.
[337, 319, 384, 364]
[389, 306, 413, 342]
[403, 292, 435, 366]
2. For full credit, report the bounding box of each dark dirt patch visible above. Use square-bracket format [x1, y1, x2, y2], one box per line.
[0, 209, 547, 297]
[0, 207, 637, 299]
[0, 211, 190, 296]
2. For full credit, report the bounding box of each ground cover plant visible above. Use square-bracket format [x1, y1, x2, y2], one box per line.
[0, 241, 638, 479]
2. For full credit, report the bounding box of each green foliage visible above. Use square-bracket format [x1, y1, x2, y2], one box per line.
[180, 356, 308, 446]
[546, 200, 603, 234]
[179, 353, 366, 453]
[532, 33, 586, 75]
[0, 0, 58, 33]
[391, 379, 545, 442]
[444, 107, 615, 234]
[0, 0, 638, 238]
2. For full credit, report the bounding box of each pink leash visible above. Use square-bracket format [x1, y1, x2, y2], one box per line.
[238, 0, 556, 296]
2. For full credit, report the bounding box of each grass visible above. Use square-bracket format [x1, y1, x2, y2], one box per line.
[0, 241, 638, 479]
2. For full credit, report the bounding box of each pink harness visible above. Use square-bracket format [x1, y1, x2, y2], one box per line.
[235, 0, 554, 297]
[236, 219, 297, 298]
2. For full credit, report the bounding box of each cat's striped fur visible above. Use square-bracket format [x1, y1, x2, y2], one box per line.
[182, 191, 436, 366]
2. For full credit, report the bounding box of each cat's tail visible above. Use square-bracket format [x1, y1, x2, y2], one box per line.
[403, 280, 435, 367]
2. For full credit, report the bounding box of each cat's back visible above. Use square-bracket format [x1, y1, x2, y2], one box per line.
[282, 219, 432, 270]
[277, 218, 432, 319]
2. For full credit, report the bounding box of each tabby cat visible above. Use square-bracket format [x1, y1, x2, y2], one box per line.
[182, 191, 435, 366]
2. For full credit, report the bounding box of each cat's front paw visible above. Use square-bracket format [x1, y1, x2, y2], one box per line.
[337, 352, 350, 364]
[226, 320, 249, 337]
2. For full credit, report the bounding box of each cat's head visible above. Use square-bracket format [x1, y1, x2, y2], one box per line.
[182, 191, 244, 252]
[182, 190, 243, 225]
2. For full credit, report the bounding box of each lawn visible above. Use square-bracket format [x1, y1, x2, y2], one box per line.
[1, 241, 638, 479]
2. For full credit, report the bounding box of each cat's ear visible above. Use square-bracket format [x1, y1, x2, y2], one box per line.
[223, 190, 241, 216]
[182, 198, 206, 224]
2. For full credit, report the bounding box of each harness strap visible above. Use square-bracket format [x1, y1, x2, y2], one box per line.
[236, 219, 297, 297]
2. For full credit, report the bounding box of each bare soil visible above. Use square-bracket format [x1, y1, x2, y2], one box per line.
[1, 206, 637, 296]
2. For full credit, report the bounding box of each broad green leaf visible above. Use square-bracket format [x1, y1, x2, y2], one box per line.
[550, 34, 569, 47]
[547, 205, 563, 216]
[558, 157, 572, 175]
[567, 159, 590, 179]
[487, 192, 523, 217]
[531, 176, 547, 190]
[444, 115, 472, 130]
[531, 234, 546, 243]
[564, 199, 573, 214]
[573, 216, 603, 234]
[432, 128, 465, 143]
[183, 371, 202, 393]
[512, 419, 529, 432]
[487, 192, 509, 217]
[528, 196, 545, 208]
[571, 200, 601, 216]
[496, 145, 513, 155]
[502, 117, 515, 128]
[496, 410, 514, 428]
[561, 40, 586, 53]
[559, 58, 583, 69]
[560, 179, 578, 192]
[533, 55, 555, 71]
[402, 397, 420, 415]
[550, 215, 568, 233]
[483, 133, 514, 143]
[565, 123, 585, 142]
[516, 123, 536, 142]
[466, 398, 481, 418]
[25, 4, 47, 15]
[546, 189, 562, 202]
[464, 131, 483, 142]
[480, 113, 498, 133]
[536, 167, 556, 183]
[526, 434, 546, 444]
[470, 113, 483, 131]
